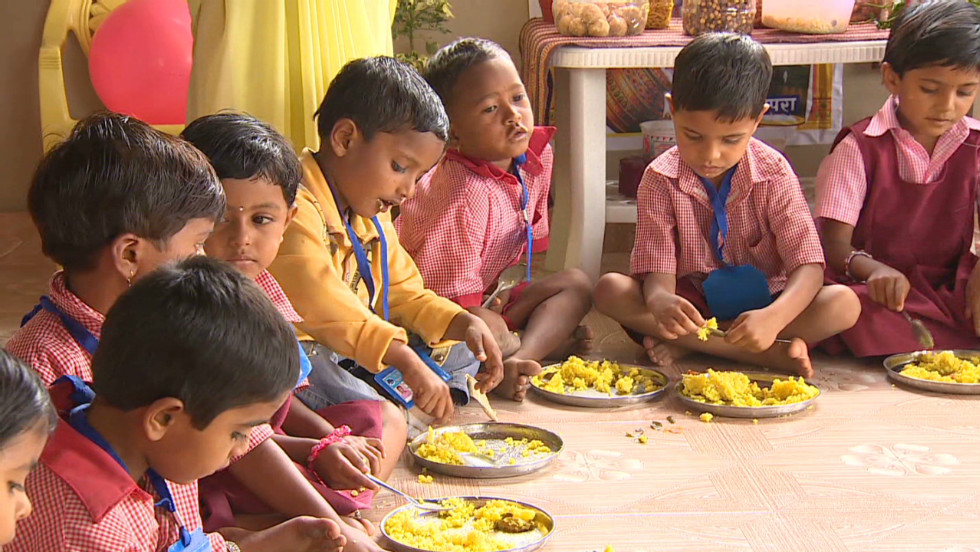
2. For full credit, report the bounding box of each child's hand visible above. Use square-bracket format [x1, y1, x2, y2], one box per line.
[725, 308, 782, 352]
[342, 435, 385, 475]
[966, 261, 980, 336]
[384, 341, 455, 423]
[866, 264, 910, 311]
[647, 292, 705, 339]
[402, 353, 455, 423]
[311, 442, 379, 492]
[483, 289, 512, 313]
[445, 312, 505, 393]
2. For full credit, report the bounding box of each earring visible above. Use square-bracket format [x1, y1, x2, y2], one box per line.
[127, 268, 136, 287]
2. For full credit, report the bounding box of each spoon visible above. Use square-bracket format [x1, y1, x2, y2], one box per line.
[365, 474, 451, 512]
[482, 264, 527, 309]
[901, 311, 935, 349]
[708, 327, 793, 345]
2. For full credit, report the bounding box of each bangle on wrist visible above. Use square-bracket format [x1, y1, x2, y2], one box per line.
[306, 425, 351, 484]
[226, 542, 241, 552]
[844, 249, 872, 282]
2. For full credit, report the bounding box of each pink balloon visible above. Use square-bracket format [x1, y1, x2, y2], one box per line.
[88, 0, 193, 125]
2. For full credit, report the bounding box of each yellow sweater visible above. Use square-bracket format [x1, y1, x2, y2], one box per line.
[269, 150, 463, 372]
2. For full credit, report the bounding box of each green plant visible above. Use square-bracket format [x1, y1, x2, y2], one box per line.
[392, 0, 454, 70]
[877, 0, 980, 29]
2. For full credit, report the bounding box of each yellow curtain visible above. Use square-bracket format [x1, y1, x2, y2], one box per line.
[186, 0, 397, 150]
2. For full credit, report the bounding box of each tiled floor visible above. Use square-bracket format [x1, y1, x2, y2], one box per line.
[2, 212, 978, 552]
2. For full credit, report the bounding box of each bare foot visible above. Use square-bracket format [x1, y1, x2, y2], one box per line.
[763, 338, 813, 378]
[641, 336, 691, 366]
[340, 514, 376, 536]
[493, 357, 543, 401]
[547, 325, 596, 360]
[497, 329, 521, 358]
[237, 516, 345, 552]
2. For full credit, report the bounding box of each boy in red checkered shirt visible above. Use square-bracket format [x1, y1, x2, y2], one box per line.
[7, 257, 344, 552]
[595, 34, 860, 376]
[183, 113, 406, 536]
[396, 38, 594, 401]
[817, 0, 980, 356]
[4, 113, 376, 549]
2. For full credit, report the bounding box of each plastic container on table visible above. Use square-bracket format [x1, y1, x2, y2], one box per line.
[682, 0, 755, 35]
[761, 0, 856, 34]
[646, 0, 674, 29]
[553, 0, 650, 36]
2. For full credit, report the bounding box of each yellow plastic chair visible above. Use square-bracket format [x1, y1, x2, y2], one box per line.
[38, 0, 183, 151]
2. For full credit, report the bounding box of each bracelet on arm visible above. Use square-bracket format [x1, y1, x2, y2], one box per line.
[844, 249, 873, 282]
[306, 425, 352, 483]
[226, 542, 242, 552]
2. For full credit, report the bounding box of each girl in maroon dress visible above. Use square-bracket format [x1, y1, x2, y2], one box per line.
[816, 0, 980, 356]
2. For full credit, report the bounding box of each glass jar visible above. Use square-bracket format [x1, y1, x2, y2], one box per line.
[646, 0, 675, 29]
[553, 0, 651, 37]
[681, 0, 755, 35]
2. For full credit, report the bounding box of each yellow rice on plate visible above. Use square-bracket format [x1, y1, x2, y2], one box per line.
[900, 351, 980, 384]
[384, 498, 549, 552]
[415, 427, 552, 466]
[531, 356, 661, 396]
[680, 369, 818, 407]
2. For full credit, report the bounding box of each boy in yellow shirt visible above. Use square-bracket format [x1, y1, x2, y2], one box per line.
[270, 56, 504, 424]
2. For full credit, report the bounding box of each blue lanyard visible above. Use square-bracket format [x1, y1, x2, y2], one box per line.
[699, 167, 736, 265]
[22, 296, 100, 355]
[296, 338, 313, 386]
[62, 377, 196, 545]
[326, 183, 390, 321]
[513, 154, 533, 282]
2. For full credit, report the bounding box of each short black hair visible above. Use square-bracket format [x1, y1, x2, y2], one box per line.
[92, 256, 299, 429]
[671, 33, 773, 121]
[0, 350, 57, 449]
[425, 37, 512, 108]
[29, 112, 226, 272]
[182, 112, 302, 206]
[314, 56, 450, 143]
[884, 0, 980, 76]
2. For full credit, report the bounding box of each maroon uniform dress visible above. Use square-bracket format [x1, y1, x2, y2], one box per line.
[823, 118, 980, 356]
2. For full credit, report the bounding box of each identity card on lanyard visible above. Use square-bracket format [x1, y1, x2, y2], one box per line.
[324, 182, 451, 408]
[699, 166, 773, 321]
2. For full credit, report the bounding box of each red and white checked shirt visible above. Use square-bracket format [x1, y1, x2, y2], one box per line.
[6, 383, 226, 552]
[631, 139, 825, 294]
[4, 272, 102, 386]
[816, 95, 980, 225]
[254, 270, 309, 391]
[3, 271, 273, 455]
[396, 127, 555, 307]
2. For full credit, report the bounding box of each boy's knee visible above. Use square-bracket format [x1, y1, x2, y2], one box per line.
[594, 273, 631, 316]
[822, 285, 862, 328]
[560, 268, 595, 302]
[380, 400, 408, 440]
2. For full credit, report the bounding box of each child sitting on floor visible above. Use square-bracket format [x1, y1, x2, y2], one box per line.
[816, 0, 980, 356]
[0, 350, 57, 547]
[396, 38, 594, 402]
[595, 34, 860, 377]
[182, 112, 405, 518]
[7, 257, 344, 552]
[268, 56, 504, 424]
[4, 112, 380, 550]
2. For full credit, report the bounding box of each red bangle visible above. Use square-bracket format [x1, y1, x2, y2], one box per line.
[307, 425, 351, 471]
